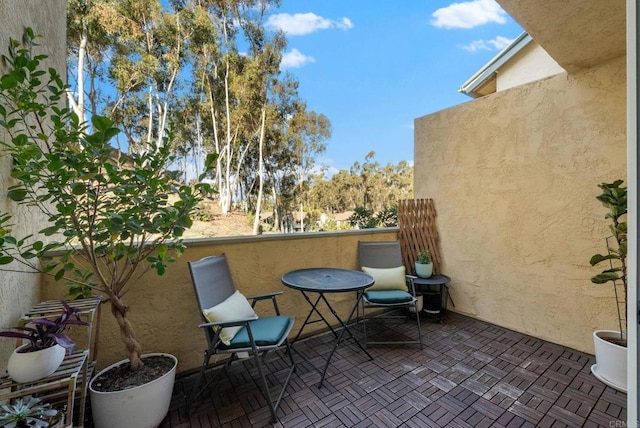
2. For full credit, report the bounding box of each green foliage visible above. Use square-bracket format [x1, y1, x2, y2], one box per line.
[0, 29, 211, 363]
[348, 207, 377, 229]
[417, 250, 431, 264]
[348, 205, 398, 229]
[589, 180, 627, 285]
[589, 180, 627, 335]
[0, 396, 58, 428]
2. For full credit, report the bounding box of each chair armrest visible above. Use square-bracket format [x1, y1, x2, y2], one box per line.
[247, 291, 283, 301]
[247, 291, 284, 315]
[405, 275, 417, 296]
[198, 316, 258, 329]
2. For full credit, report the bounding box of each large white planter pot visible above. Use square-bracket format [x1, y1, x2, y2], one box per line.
[89, 353, 177, 428]
[591, 330, 627, 392]
[7, 343, 65, 383]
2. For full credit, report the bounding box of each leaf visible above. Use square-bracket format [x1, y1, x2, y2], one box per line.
[70, 182, 87, 195]
[7, 188, 27, 201]
[0, 256, 14, 264]
[91, 115, 112, 132]
[591, 272, 620, 284]
[589, 253, 619, 266]
[41, 225, 61, 236]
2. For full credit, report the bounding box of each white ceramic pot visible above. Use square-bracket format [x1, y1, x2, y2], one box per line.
[7, 343, 66, 383]
[89, 353, 177, 428]
[408, 295, 424, 313]
[415, 262, 433, 278]
[591, 330, 627, 392]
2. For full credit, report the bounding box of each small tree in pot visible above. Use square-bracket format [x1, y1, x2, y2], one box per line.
[589, 179, 627, 343]
[589, 179, 627, 392]
[0, 30, 213, 374]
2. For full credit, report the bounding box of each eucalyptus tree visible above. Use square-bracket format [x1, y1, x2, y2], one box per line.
[285, 107, 330, 231]
[66, 0, 117, 125]
[308, 154, 413, 216]
[185, 0, 280, 215]
[105, 0, 191, 152]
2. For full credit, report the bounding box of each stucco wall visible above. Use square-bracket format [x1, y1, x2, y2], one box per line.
[41, 229, 399, 373]
[0, 0, 66, 367]
[498, 41, 565, 92]
[414, 56, 626, 354]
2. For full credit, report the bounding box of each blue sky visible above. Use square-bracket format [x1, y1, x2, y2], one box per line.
[264, 0, 523, 173]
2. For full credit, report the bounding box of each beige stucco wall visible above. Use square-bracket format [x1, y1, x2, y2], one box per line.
[497, 41, 565, 92]
[414, 56, 626, 354]
[41, 229, 398, 373]
[0, 0, 66, 367]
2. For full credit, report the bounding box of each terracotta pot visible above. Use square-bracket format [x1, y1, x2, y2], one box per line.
[7, 343, 65, 383]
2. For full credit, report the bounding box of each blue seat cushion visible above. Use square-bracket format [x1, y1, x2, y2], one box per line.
[364, 290, 414, 304]
[220, 316, 290, 349]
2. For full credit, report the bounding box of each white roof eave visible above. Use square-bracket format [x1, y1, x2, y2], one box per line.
[458, 32, 532, 98]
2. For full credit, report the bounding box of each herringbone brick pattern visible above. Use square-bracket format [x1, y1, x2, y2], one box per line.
[160, 313, 627, 427]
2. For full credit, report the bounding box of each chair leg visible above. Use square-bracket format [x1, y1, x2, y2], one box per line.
[251, 342, 297, 423]
[414, 302, 424, 350]
[186, 352, 234, 413]
[361, 298, 368, 349]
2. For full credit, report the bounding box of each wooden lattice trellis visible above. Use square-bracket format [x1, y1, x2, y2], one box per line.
[398, 199, 442, 275]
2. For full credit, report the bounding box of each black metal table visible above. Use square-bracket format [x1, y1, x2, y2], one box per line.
[281, 267, 374, 387]
[412, 274, 454, 322]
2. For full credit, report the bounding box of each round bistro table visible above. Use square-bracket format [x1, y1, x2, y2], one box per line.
[281, 267, 374, 387]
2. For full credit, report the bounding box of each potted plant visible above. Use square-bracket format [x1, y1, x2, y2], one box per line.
[589, 179, 627, 392]
[415, 250, 433, 278]
[0, 397, 63, 428]
[0, 301, 88, 383]
[0, 29, 213, 427]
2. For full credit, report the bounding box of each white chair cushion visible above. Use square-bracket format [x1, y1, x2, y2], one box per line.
[203, 290, 257, 345]
[361, 265, 408, 291]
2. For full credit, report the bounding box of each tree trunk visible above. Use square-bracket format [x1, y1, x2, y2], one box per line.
[252, 106, 266, 234]
[109, 298, 143, 370]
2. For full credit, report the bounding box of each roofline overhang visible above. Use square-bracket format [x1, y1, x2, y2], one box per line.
[458, 32, 532, 98]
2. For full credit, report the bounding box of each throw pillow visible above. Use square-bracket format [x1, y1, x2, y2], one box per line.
[361, 265, 408, 291]
[202, 290, 257, 345]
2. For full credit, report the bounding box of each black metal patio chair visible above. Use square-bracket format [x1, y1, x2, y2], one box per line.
[357, 240, 423, 348]
[187, 254, 296, 422]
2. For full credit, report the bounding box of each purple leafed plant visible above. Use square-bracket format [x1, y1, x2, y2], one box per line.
[0, 301, 89, 353]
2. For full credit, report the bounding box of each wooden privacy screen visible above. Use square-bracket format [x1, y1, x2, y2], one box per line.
[398, 199, 442, 275]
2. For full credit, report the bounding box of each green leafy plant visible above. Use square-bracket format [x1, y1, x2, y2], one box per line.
[0, 29, 214, 371]
[0, 396, 59, 428]
[417, 250, 431, 265]
[348, 205, 398, 229]
[589, 180, 627, 341]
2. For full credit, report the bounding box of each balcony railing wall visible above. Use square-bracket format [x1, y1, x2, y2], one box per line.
[41, 228, 398, 373]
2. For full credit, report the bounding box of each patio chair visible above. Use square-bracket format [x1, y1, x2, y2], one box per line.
[357, 240, 423, 348]
[187, 254, 296, 422]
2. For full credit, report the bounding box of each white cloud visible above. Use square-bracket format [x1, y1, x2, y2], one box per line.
[337, 17, 354, 31]
[460, 35, 514, 52]
[488, 35, 513, 50]
[281, 48, 316, 69]
[461, 40, 491, 52]
[267, 12, 354, 36]
[431, 0, 507, 29]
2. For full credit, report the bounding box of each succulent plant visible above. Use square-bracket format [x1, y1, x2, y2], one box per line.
[417, 250, 431, 264]
[0, 396, 59, 428]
